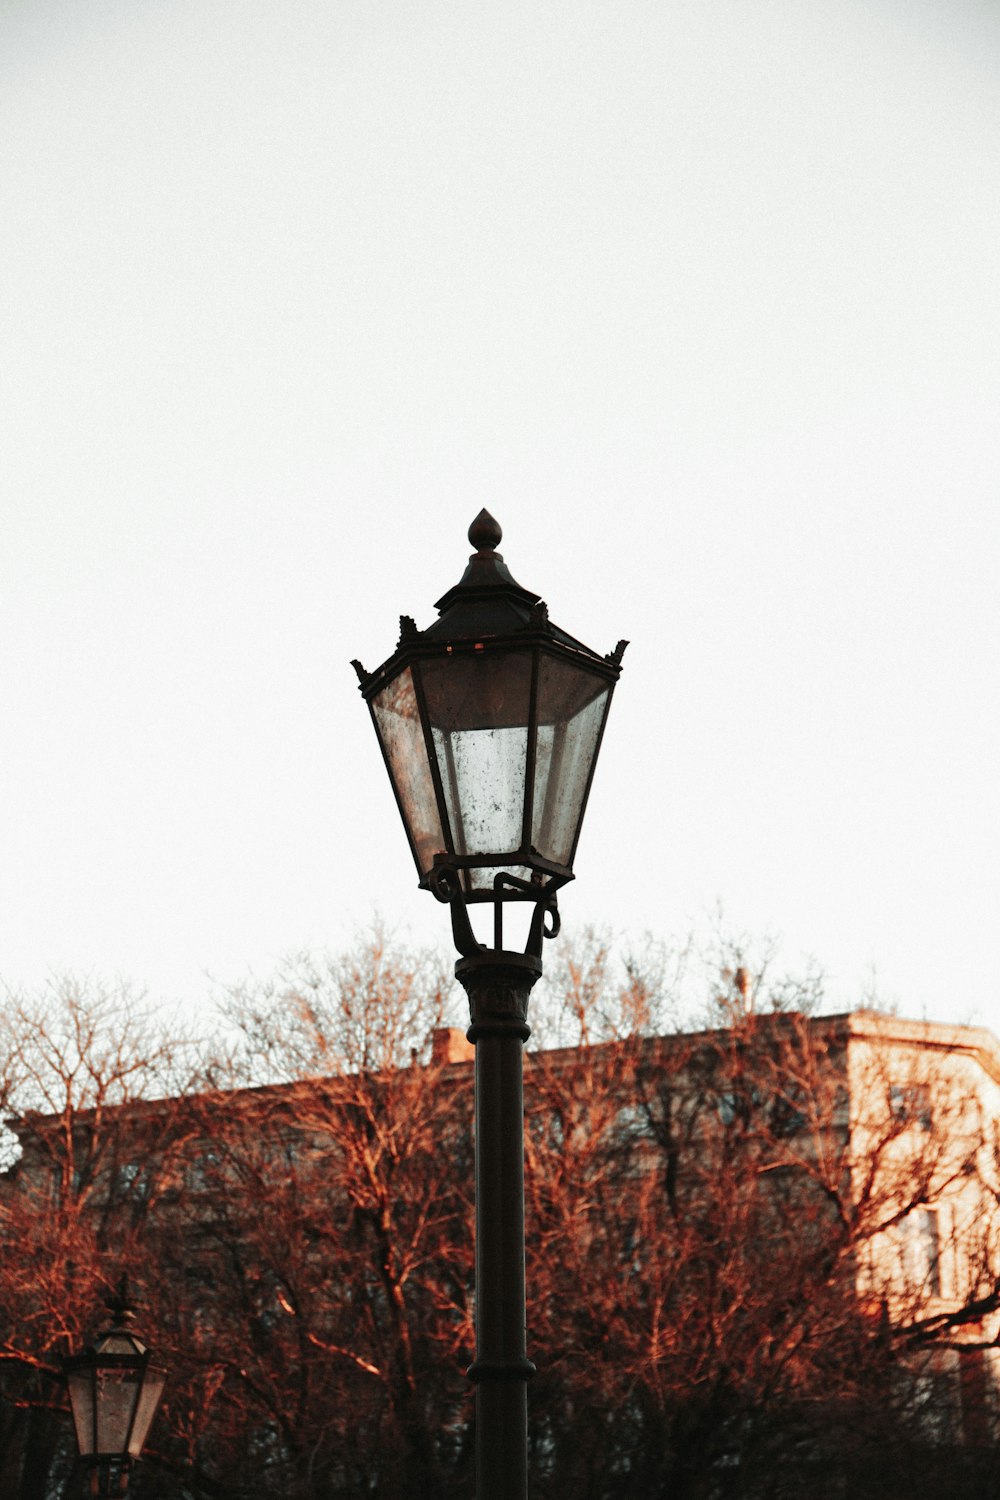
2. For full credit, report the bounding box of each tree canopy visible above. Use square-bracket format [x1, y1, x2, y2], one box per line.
[1, 934, 998, 1499]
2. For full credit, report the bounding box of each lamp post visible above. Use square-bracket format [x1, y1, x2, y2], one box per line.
[352, 510, 625, 1499]
[63, 1287, 167, 1499]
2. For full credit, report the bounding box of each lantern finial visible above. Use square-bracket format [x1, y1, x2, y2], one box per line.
[469, 509, 502, 553]
[105, 1274, 135, 1329]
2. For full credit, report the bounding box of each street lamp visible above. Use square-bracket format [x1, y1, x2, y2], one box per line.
[63, 1287, 167, 1498]
[352, 510, 625, 1499]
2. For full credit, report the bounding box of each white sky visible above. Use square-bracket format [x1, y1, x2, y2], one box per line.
[1, 0, 998, 1035]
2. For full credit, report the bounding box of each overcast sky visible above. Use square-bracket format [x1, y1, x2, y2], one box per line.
[2, 0, 998, 1034]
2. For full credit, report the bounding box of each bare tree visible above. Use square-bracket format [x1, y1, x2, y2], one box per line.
[521, 941, 1000, 1499]
[155, 932, 476, 1499]
[0, 977, 197, 1500]
[1, 937, 998, 1499]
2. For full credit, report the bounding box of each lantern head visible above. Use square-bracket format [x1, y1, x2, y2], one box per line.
[63, 1291, 166, 1497]
[353, 511, 626, 918]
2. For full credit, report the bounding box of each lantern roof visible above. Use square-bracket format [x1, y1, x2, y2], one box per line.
[91, 1296, 149, 1359]
[352, 512, 626, 695]
[425, 509, 599, 654]
[66, 1285, 160, 1366]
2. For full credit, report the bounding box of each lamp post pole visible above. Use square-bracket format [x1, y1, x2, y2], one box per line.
[353, 511, 625, 1498]
[460, 951, 540, 1500]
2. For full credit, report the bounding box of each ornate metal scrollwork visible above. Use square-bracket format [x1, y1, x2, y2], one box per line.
[397, 614, 420, 646]
[429, 861, 562, 962]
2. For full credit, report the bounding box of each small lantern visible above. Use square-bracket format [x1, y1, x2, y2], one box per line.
[352, 510, 625, 945]
[63, 1289, 166, 1498]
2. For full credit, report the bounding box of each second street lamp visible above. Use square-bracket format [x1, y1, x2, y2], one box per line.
[63, 1287, 167, 1499]
[352, 510, 625, 1500]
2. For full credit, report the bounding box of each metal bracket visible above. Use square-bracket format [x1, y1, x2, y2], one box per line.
[430, 863, 561, 961]
[430, 864, 482, 957]
[493, 872, 560, 960]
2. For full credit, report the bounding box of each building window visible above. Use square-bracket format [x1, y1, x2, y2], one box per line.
[770, 1089, 807, 1137]
[890, 1084, 932, 1131]
[901, 1208, 941, 1297]
[716, 1086, 763, 1128]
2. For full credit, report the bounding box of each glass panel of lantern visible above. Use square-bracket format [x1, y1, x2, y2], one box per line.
[66, 1364, 97, 1457]
[370, 665, 447, 877]
[531, 653, 611, 868]
[94, 1359, 143, 1457]
[126, 1362, 167, 1457]
[418, 648, 533, 892]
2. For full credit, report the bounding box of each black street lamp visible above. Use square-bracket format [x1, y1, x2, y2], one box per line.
[352, 510, 625, 1499]
[63, 1288, 167, 1498]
